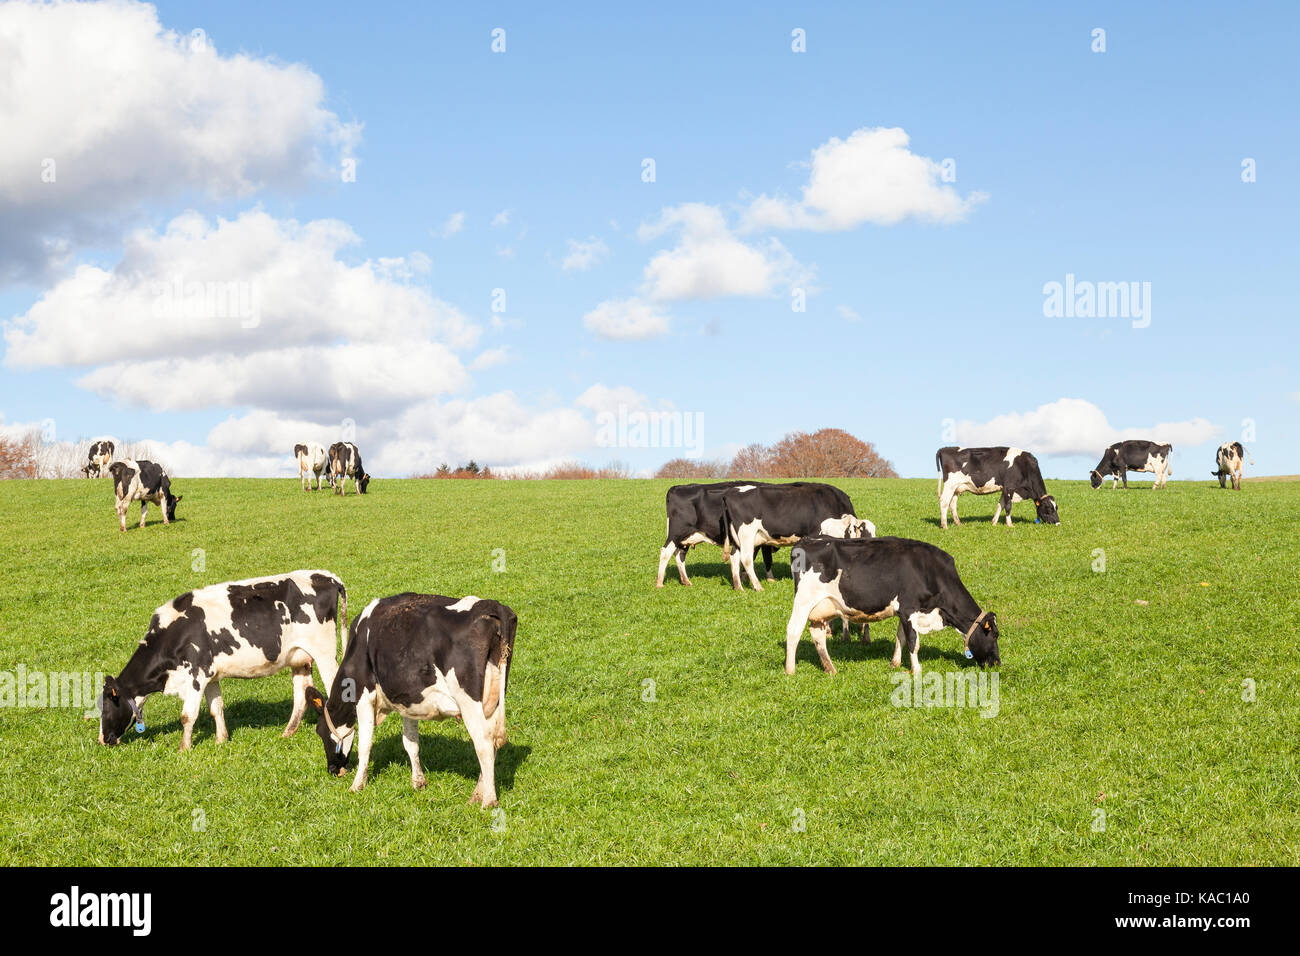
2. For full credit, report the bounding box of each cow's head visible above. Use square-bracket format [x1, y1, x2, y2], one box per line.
[1034, 495, 1060, 524]
[358, 473, 371, 494]
[98, 675, 141, 746]
[965, 612, 1000, 667]
[1089, 469, 1106, 489]
[165, 492, 182, 522]
[821, 514, 872, 538]
[306, 685, 352, 777]
[81, 464, 93, 478]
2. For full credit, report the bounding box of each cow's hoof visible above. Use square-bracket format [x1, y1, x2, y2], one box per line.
[411, 776, 426, 790]
[336, 767, 348, 778]
[681, 580, 692, 587]
[784, 665, 796, 676]
[823, 665, 838, 676]
[348, 781, 365, 792]
[655, 583, 664, 589]
[281, 728, 296, 738]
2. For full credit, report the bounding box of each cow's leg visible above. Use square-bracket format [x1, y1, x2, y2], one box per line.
[761, 545, 775, 582]
[898, 619, 922, 676]
[401, 717, 426, 790]
[939, 488, 955, 529]
[1000, 492, 1014, 527]
[950, 493, 961, 527]
[728, 545, 744, 591]
[891, 621, 904, 669]
[204, 680, 228, 743]
[992, 500, 1002, 525]
[138, 499, 148, 528]
[675, 548, 691, 586]
[116, 499, 128, 532]
[739, 530, 764, 591]
[178, 681, 205, 752]
[809, 620, 836, 675]
[1121, 471, 1128, 489]
[784, 585, 820, 675]
[655, 542, 676, 588]
[462, 704, 499, 808]
[348, 693, 379, 792]
[283, 664, 313, 737]
[861, 621, 870, 644]
[1233, 467, 1242, 490]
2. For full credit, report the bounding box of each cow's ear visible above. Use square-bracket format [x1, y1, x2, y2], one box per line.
[305, 686, 325, 713]
[104, 676, 119, 700]
[983, 618, 992, 631]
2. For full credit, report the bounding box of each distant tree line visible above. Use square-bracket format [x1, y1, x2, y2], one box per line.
[656, 428, 898, 480]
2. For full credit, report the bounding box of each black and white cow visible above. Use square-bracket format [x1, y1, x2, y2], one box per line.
[786, 535, 1000, 677]
[1090, 440, 1173, 489]
[1213, 441, 1253, 490]
[295, 442, 330, 491]
[304, 593, 516, 807]
[99, 570, 346, 751]
[936, 446, 1060, 529]
[722, 482, 874, 592]
[107, 459, 181, 532]
[656, 481, 776, 587]
[329, 441, 370, 495]
[81, 440, 115, 478]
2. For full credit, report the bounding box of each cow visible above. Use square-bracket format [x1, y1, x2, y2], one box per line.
[295, 442, 330, 491]
[98, 570, 346, 752]
[722, 482, 874, 592]
[106, 459, 181, 531]
[81, 440, 115, 478]
[936, 446, 1060, 529]
[1213, 441, 1253, 490]
[329, 441, 370, 495]
[1090, 440, 1173, 489]
[656, 481, 777, 588]
[785, 535, 1000, 677]
[304, 593, 516, 807]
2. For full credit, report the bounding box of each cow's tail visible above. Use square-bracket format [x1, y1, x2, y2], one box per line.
[336, 578, 349, 656]
[936, 449, 943, 496]
[1246, 446, 1255, 465]
[482, 608, 516, 733]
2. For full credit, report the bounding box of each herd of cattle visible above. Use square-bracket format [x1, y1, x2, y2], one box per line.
[658, 438, 1255, 680]
[83, 434, 1252, 807]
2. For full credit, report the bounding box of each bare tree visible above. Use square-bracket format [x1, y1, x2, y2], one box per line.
[767, 428, 898, 478]
[728, 443, 774, 478]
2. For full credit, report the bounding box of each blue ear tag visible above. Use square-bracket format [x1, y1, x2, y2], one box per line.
[135, 720, 145, 734]
[1036, 518, 1041, 523]
[964, 649, 974, 659]
[335, 739, 342, 753]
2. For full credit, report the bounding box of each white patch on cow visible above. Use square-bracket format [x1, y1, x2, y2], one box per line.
[154, 600, 186, 630]
[1003, 447, 1023, 466]
[679, 531, 711, 547]
[908, 608, 945, 635]
[356, 598, 381, 625]
[448, 596, 480, 612]
[735, 485, 756, 492]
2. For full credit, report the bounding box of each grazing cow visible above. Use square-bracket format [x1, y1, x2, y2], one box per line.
[936, 446, 1060, 529]
[722, 482, 874, 592]
[329, 441, 370, 495]
[656, 481, 776, 587]
[304, 593, 516, 807]
[786, 535, 1000, 677]
[98, 570, 346, 751]
[1213, 441, 1253, 490]
[107, 459, 181, 532]
[81, 440, 115, 478]
[1090, 440, 1173, 489]
[295, 442, 330, 491]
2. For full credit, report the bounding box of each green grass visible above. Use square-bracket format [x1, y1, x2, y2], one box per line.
[1, 476, 1297, 865]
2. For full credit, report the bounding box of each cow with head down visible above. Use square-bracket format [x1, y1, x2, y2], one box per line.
[936, 446, 1059, 529]
[81, 440, 115, 478]
[1213, 441, 1253, 490]
[1091, 440, 1172, 490]
[328, 441, 370, 496]
[305, 593, 516, 807]
[98, 570, 346, 751]
[107, 459, 181, 531]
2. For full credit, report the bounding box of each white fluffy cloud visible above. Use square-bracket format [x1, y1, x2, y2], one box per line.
[741, 127, 986, 232]
[561, 237, 609, 271]
[0, 0, 357, 282]
[4, 209, 476, 377]
[582, 298, 671, 341]
[638, 203, 807, 301]
[954, 398, 1220, 458]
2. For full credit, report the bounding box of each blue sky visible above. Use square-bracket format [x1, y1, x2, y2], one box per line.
[1, 0, 1295, 478]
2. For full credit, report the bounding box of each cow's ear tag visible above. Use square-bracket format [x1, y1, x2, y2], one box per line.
[334, 739, 342, 754]
[1036, 518, 1041, 523]
[964, 649, 974, 659]
[134, 720, 145, 734]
